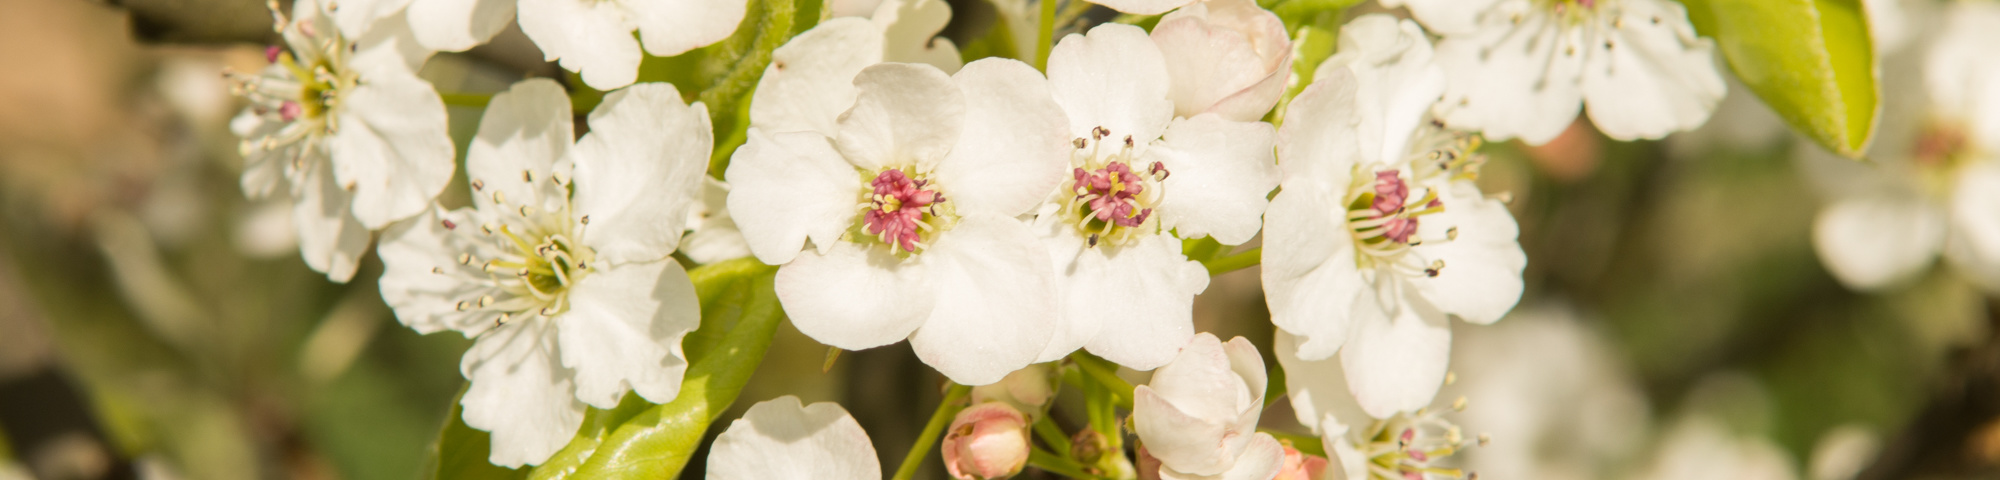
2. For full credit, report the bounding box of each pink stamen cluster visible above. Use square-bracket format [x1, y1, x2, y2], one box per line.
[862, 169, 941, 253]
[1073, 161, 1162, 228]
[1365, 171, 1439, 244]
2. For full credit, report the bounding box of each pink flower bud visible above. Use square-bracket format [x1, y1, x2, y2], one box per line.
[941, 403, 1030, 480]
[1275, 444, 1329, 480]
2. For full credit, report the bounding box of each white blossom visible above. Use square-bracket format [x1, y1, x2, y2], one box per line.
[376, 78, 710, 467]
[747, 1, 964, 140]
[1029, 23, 1280, 370]
[1132, 333, 1285, 480]
[1262, 15, 1525, 417]
[1150, 0, 1291, 122]
[682, 177, 754, 264]
[1629, 417, 1797, 480]
[1272, 331, 1475, 480]
[1802, 1, 2000, 292]
[1413, 0, 1727, 144]
[726, 50, 1071, 384]
[707, 396, 881, 480]
[229, 0, 452, 282]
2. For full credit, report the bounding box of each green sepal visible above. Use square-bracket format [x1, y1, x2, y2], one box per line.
[1682, 0, 1878, 158]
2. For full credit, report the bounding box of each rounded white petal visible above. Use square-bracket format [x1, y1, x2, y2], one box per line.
[934, 58, 1071, 216]
[1157, 432, 1286, 480]
[630, 0, 748, 58]
[707, 396, 881, 480]
[572, 83, 713, 264]
[329, 0, 415, 44]
[406, 0, 516, 51]
[1133, 386, 1235, 476]
[378, 207, 508, 335]
[1087, 0, 1196, 15]
[1151, 0, 1290, 122]
[459, 317, 585, 468]
[750, 18, 886, 136]
[1339, 295, 1452, 419]
[1148, 114, 1278, 245]
[874, 0, 964, 72]
[1272, 330, 1373, 436]
[1381, 0, 1500, 35]
[327, 70, 456, 229]
[1408, 181, 1526, 325]
[1433, 3, 1585, 145]
[1579, 0, 1726, 141]
[1134, 334, 1266, 476]
[1273, 68, 1361, 189]
[724, 129, 861, 265]
[1925, 2, 2000, 148]
[350, 9, 436, 76]
[835, 62, 965, 171]
[557, 259, 699, 408]
[683, 177, 755, 264]
[1073, 233, 1209, 370]
[776, 241, 935, 350]
[517, 0, 640, 90]
[1260, 183, 1368, 361]
[292, 160, 372, 283]
[1812, 194, 1944, 291]
[466, 78, 574, 217]
[1947, 164, 2000, 291]
[1324, 15, 1444, 168]
[908, 213, 1057, 385]
[1048, 23, 1174, 144]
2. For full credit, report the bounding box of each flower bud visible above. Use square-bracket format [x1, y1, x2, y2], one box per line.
[972, 364, 1058, 414]
[941, 403, 1030, 480]
[1275, 443, 1329, 480]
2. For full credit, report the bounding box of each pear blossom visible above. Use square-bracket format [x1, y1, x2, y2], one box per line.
[1150, 0, 1291, 122]
[707, 396, 881, 480]
[1132, 333, 1285, 480]
[1802, 2, 2000, 292]
[726, 56, 1070, 385]
[1444, 307, 1649, 480]
[1262, 15, 1526, 417]
[746, 2, 964, 140]
[229, 0, 452, 283]
[682, 178, 753, 264]
[1412, 0, 1727, 144]
[941, 403, 1033, 480]
[827, 0, 965, 73]
[1030, 23, 1280, 370]
[376, 78, 710, 467]
[971, 363, 1059, 415]
[1630, 417, 1797, 480]
[1273, 331, 1477, 480]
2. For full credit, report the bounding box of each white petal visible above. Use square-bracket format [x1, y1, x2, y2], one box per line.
[776, 241, 934, 350]
[1812, 194, 1944, 291]
[466, 78, 574, 218]
[291, 160, 372, 283]
[1947, 164, 2000, 291]
[350, 9, 436, 76]
[1151, 0, 1290, 122]
[1433, 5, 1585, 145]
[749, 18, 886, 136]
[459, 317, 585, 467]
[1158, 432, 1286, 480]
[572, 83, 713, 264]
[1031, 215, 1097, 363]
[328, 70, 456, 229]
[1048, 23, 1174, 144]
[683, 177, 755, 264]
[517, 0, 640, 90]
[1579, 0, 1726, 140]
[329, 0, 415, 44]
[1273, 68, 1360, 189]
[1074, 233, 1209, 370]
[1147, 334, 1254, 424]
[907, 213, 1057, 385]
[1339, 295, 1451, 419]
[933, 58, 1071, 216]
[835, 62, 965, 171]
[406, 0, 516, 51]
[1408, 181, 1525, 325]
[1325, 15, 1443, 168]
[1272, 330, 1372, 436]
[1087, 0, 1196, 15]
[829, 0, 884, 17]
[724, 129, 862, 264]
[1133, 386, 1235, 476]
[1148, 114, 1278, 246]
[874, 0, 964, 73]
[558, 259, 699, 408]
[1380, 0, 1500, 35]
[1927, 3, 2000, 147]
[706, 396, 881, 480]
[629, 0, 747, 58]
[377, 207, 507, 335]
[1260, 183, 1368, 361]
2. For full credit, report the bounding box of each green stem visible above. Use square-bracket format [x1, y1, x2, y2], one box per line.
[890, 383, 972, 480]
[438, 92, 493, 107]
[1203, 247, 1262, 276]
[1032, 414, 1073, 454]
[1070, 353, 1135, 410]
[1035, 0, 1059, 70]
[1028, 447, 1101, 479]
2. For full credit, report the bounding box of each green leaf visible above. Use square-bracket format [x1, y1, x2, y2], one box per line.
[529, 258, 785, 479]
[424, 386, 528, 480]
[1682, 0, 1877, 158]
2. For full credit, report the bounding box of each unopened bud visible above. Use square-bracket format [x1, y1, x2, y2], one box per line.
[942, 403, 1030, 480]
[1070, 428, 1110, 464]
[1275, 443, 1329, 480]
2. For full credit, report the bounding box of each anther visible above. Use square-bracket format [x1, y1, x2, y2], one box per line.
[1446, 227, 1459, 240]
[1477, 434, 1491, 446]
[522, 170, 534, 182]
[478, 296, 494, 307]
[454, 301, 472, 311]
[442, 219, 457, 230]
[471, 179, 486, 191]
[492, 191, 506, 205]
[1452, 396, 1467, 411]
[1444, 371, 1458, 385]
[580, 215, 590, 225]
[432, 267, 445, 274]
[457, 253, 474, 265]
[1073, 138, 1087, 149]
[519, 205, 534, 217]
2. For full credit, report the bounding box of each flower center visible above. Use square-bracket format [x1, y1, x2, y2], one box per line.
[1345, 169, 1447, 274]
[1351, 402, 1483, 480]
[859, 167, 952, 253]
[1063, 126, 1168, 248]
[446, 171, 596, 325]
[226, 2, 358, 156]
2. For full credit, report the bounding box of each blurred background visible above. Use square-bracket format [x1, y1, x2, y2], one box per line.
[0, 0, 1993, 478]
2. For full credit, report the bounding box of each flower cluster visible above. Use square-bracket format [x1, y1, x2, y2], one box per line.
[224, 0, 1743, 474]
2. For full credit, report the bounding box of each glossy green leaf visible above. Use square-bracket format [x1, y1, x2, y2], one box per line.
[424, 387, 528, 480]
[1683, 0, 1877, 158]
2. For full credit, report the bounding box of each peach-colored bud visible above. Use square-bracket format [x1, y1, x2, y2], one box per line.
[1275, 444, 1329, 480]
[942, 403, 1030, 480]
